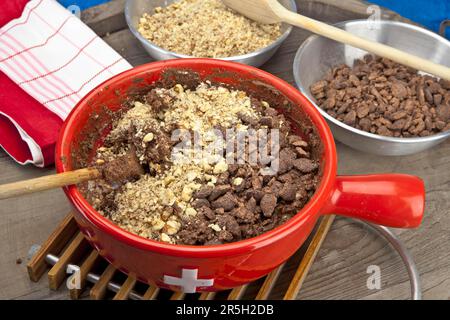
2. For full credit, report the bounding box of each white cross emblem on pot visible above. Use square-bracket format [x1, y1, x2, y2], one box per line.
[163, 269, 214, 293]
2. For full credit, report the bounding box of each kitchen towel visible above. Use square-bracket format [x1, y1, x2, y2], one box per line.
[0, 0, 131, 167]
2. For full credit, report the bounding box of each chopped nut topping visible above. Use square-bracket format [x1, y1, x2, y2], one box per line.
[161, 83, 260, 133]
[174, 84, 184, 93]
[143, 132, 154, 142]
[96, 83, 261, 243]
[209, 224, 222, 232]
[164, 220, 181, 235]
[185, 207, 197, 217]
[151, 219, 165, 231]
[213, 161, 228, 174]
[84, 78, 321, 246]
[232, 177, 243, 186]
[160, 233, 172, 243]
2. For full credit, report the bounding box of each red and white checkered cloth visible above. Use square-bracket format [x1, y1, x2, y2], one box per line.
[0, 0, 131, 167]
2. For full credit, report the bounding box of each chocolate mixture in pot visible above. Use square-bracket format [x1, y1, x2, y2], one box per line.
[83, 81, 321, 245]
[311, 55, 450, 137]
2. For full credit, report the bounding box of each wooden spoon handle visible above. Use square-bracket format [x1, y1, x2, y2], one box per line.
[280, 10, 450, 81]
[0, 168, 101, 200]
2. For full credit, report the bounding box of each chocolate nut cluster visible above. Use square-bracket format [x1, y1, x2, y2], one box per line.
[83, 82, 320, 245]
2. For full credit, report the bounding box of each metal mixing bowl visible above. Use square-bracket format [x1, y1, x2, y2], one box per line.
[125, 0, 295, 67]
[293, 20, 450, 156]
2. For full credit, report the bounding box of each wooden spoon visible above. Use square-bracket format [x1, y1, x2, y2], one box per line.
[0, 152, 143, 200]
[0, 168, 101, 200]
[223, 0, 450, 81]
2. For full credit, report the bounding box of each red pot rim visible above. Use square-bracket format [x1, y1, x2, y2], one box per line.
[56, 59, 337, 258]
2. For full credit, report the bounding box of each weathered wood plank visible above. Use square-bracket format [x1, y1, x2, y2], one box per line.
[255, 264, 285, 300]
[142, 285, 159, 300]
[47, 232, 89, 290]
[82, 0, 127, 37]
[170, 291, 186, 300]
[102, 28, 154, 67]
[113, 276, 136, 300]
[0, 153, 72, 299]
[69, 250, 100, 299]
[27, 214, 78, 282]
[227, 284, 248, 300]
[284, 215, 335, 300]
[198, 291, 217, 300]
[90, 264, 116, 300]
[302, 0, 410, 22]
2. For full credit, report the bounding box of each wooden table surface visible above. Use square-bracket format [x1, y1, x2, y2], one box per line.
[1, 0, 449, 300]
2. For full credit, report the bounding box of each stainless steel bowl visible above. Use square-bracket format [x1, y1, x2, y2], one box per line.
[293, 20, 450, 156]
[125, 0, 295, 67]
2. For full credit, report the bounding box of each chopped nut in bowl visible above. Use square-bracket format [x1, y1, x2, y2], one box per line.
[125, 0, 295, 67]
[84, 81, 322, 246]
[56, 59, 424, 292]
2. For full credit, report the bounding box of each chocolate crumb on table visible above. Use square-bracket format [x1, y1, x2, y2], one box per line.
[310, 55, 450, 138]
[83, 82, 320, 245]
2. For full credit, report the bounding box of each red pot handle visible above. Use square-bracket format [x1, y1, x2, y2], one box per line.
[322, 174, 425, 228]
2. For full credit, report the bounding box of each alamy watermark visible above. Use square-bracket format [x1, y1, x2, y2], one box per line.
[367, 5, 381, 30]
[66, 264, 81, 290]
[66, 5, 81, 19]
[171, 128, 280, 176]
[366, 265, 381, 290]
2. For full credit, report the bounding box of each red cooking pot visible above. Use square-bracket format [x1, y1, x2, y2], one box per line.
[56, 59, 425, 293]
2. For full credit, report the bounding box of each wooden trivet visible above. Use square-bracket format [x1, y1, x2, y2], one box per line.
[26, 213, 334, 300]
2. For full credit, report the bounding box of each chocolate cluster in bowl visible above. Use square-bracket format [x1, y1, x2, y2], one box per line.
[311, 55, 450, 138]
[80, 72, 322, 246]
